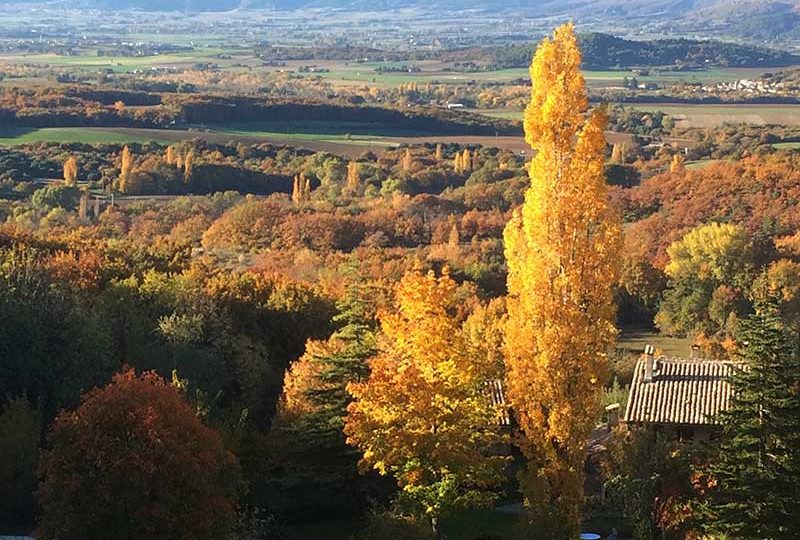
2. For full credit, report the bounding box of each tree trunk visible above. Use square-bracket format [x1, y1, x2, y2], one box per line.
[431, 514, 441, 540]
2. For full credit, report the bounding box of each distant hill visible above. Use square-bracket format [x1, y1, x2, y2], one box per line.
[578, 33, 800, 69]
[1, 0, 800, 43]
[483, 33, 800, 70]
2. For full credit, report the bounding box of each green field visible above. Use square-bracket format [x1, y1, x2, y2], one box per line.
[0, 47, 229, 73]
[472, 108, 524, 121]
[205, 120, 438, 147]
[618, 328, 693, 357]
[294, 64, 771, 89]
[0, 127, 170, 145]
[773, 141, 800, 149]
[686, 159, 719, 170]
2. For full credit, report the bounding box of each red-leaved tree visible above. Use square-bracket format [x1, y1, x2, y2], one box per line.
[38, 369, 241, 540]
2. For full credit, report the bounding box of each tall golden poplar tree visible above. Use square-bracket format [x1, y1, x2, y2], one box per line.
[291, 174, 302, 205]
[461, 149, 471, 172]
[344, 161, 360, 197]
[610, 142, 625, 164]
[63, 156, 78, 186]
[184, 150, 195, 183]
[434, 143, 443, 161]
[165, 145, 176, 166]
[402, 148, 413, 172]
[119, 146, 132, 193]
[670, 152, 685, 173]
[503, 23, 622, 537]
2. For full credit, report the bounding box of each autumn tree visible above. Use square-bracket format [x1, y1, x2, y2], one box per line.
[291, 173, 303, 205]
[656, 222, 753, 341]
[670, 152, 686, 173]
[402, 148, 413, 172]
[38, 369, 241, 540]
[344, 160, 361, 197]
[461, 148, 472, 172]
[345, 265, 506, 537]
[184, 149, 195, 183]
[610, 142, 625, 163]
[165, 145, 176, 166]
[63, 156, 78, 186]
[435, 143, 443, 161]
[119, 145, 132, 193]
[751, 259, 800, 331]
[502, 23, 622, 537]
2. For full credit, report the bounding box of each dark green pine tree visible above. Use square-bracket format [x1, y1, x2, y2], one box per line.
[262, 278, 382, 518]
[703, 304, 800, 539]
[306, 281, 377, 427]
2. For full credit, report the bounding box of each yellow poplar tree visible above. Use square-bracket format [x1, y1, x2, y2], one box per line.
[402, 148, 413, 172]
[184, 149, 195, 183]
[461, 149, 471, 172]
[610, 142, 625, 164]
[502, 23, 622, 537]
[344, 161, 360, 197]
[670, 152, 686, 173]
[165, 145, 176, 166]
[119, 145, 132, 193]
[63, 156, 78, 186]
[345, 264, 506, 537]
[291, 174, 302, 205]
[435, 143, 443, 161]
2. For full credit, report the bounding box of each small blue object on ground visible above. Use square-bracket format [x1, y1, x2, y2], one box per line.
[580, 534, 602, 540]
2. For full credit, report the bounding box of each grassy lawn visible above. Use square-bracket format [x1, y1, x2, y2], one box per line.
[472, 108, 524, 121]
[773, 141, 800, 149]
[204, 120, 440, 147]
[0, 48, 227, 73]
[618, 328, 693, 357]
[686, 159, 719, 170]
[0, 127, 169, 145]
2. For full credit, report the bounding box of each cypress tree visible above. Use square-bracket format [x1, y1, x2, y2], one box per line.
[703, 304, 800, 539]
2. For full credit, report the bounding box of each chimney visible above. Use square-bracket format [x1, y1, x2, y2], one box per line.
[606, 403, 620, 428]
[643, 344, 655, 383]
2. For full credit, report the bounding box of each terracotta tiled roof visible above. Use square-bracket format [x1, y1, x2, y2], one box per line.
[624, 357, 739, 426]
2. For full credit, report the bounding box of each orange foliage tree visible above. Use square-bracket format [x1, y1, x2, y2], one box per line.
[38, 369, 241, 540]
[503, 23, 622, 537]
[344, 264, 506, 537]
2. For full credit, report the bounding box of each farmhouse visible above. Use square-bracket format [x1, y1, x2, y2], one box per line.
[623, 345, 738, 441]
